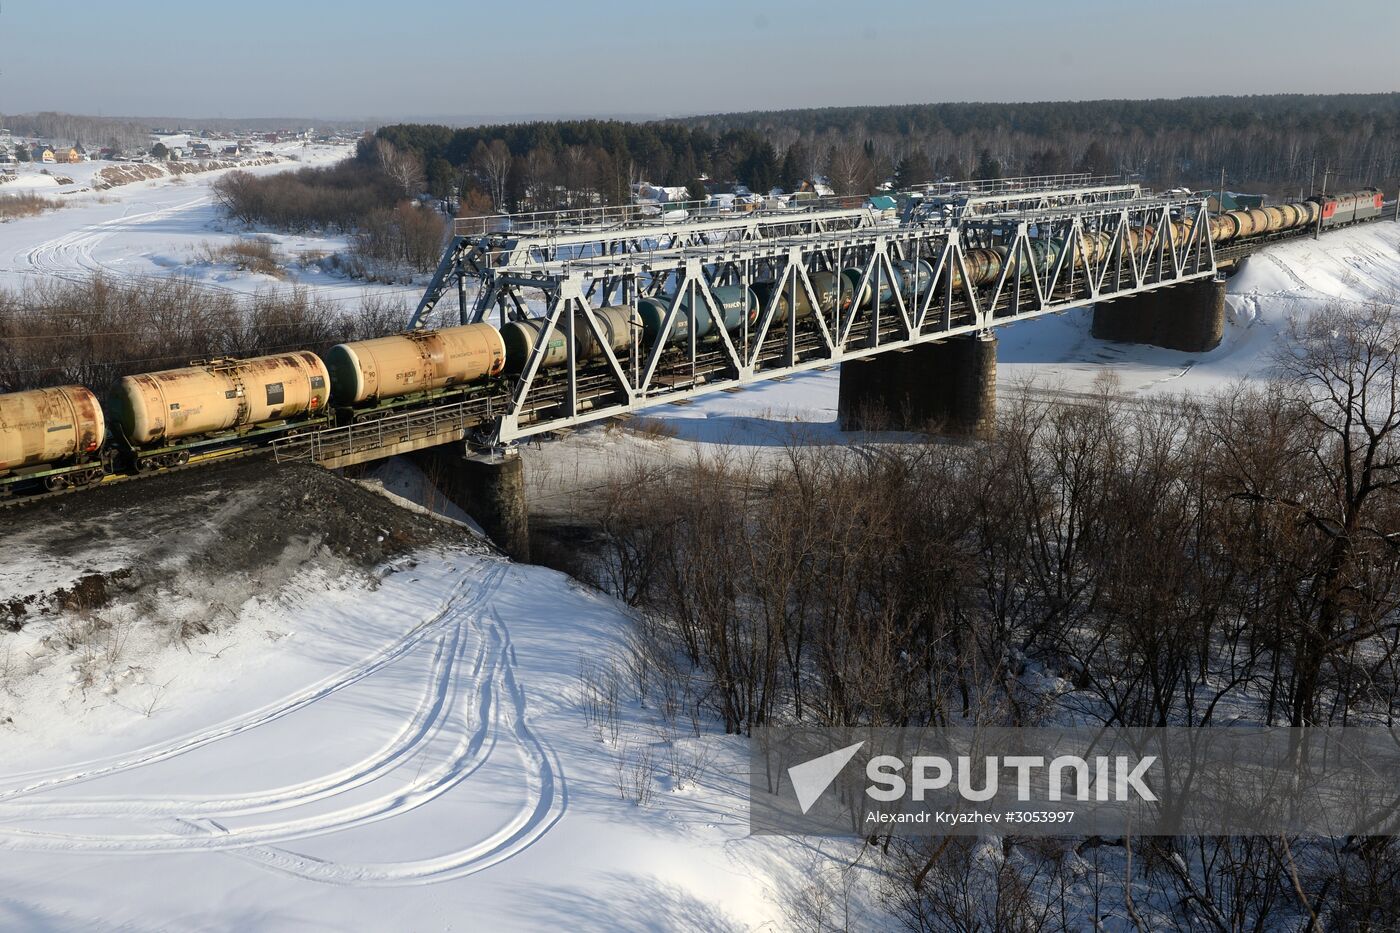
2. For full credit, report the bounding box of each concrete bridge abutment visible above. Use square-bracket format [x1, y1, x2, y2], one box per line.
[414, 446, 531, 562]
[1091, 277, 1226, 352]
[837, 333, 997, 438]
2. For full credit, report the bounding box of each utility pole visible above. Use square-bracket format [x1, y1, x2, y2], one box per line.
[1314, 165, 1334, 240]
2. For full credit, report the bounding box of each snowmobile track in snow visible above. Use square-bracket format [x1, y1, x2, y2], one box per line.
[0, 557, 566, 885]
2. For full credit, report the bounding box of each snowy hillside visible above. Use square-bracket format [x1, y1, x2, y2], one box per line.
[0, 461, 854, 931]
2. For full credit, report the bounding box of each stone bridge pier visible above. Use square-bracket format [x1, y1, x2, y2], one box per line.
[837, 333, 997, 438]
[1091, 277, 1227, 352]
[414, 446, 530, 562]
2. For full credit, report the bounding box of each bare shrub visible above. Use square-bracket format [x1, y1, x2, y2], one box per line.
[578, 656, 623, 745]
[0, 274, 408, 392]
[351, 202, 447, 276]
[197, 238, 285, 278]
[213, 160, 399, 232]
[612, 742, 655, 806]
[0, 192, 65, 220]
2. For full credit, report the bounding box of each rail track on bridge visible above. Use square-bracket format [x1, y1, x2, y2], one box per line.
[2, 174, 1395, 509]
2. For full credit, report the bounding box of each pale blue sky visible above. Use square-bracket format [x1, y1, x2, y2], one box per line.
[1, 0, 1396, 120]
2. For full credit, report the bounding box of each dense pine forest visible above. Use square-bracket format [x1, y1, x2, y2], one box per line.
[376, 93, 1400, 213]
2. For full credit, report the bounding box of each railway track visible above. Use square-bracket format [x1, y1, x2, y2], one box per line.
[2, 209, 1393, 512]
[0, 444, 273, 510]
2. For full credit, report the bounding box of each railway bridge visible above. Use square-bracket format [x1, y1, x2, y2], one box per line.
[264, 174, 1399, 557]
[8, 174, 1389, 561]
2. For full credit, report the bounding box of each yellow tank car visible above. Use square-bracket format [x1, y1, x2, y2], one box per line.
[111, 351, 330, 446]
[0, 386, 105, 473]
[325, 324, 506, 405]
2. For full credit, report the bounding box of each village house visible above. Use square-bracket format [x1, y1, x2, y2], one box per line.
[31, 145, 55, 163]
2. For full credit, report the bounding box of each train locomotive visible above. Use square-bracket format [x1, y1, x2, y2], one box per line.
[0, 188, 1387, 499]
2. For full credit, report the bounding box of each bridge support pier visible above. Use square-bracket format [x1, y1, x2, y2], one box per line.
[837, 334, 996, 438]
[416, 447, 531, 562]
[1091, 277, 1226, 352]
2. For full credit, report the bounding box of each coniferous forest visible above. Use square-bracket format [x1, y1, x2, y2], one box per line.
[375, 92, 1400, 212]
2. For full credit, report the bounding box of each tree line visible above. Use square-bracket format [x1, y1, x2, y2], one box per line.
[374, 93, 1400, 213]
[0, 111, 150, 153]
[375, 119, 793, 212]
[676, 93, 1400, 196]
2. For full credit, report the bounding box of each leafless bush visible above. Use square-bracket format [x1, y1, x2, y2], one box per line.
[0, 274, 410, 392]
[658, 727, 712, 792]
[0, 192, 65, 220]
[612, 741, 656, 806]
[197, 238, 285, 278]
[578, 656, 623, 744]
[351, 202, 447, 276]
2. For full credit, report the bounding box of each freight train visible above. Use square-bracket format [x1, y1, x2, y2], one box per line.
[0, 188, 1386, 499]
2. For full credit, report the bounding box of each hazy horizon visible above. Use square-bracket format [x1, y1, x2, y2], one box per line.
[2, 0, 1397, 122]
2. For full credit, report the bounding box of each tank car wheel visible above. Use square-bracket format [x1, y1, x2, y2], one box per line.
[172, 451, 190, 467]
[137, 457, 158, 473]
[43, 474, 70, 492]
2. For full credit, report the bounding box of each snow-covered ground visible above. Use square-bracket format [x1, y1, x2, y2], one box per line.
[1, 161, 1397, 929]
[0, 551, 819, 931]
[0, 458, 861, 931]
[0, 142, 420, 312]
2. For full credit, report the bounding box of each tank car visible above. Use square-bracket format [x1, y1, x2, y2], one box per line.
[750, 270, 845, 325]
[636, 285, 758, 345]
[0, 386, 107, 493]
[110, 351, 330, 466]
[325, 323, 505, 407]
[500, 305, 635, 374]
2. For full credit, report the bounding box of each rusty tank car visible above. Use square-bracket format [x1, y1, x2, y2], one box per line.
[0, 386, 107, 492]
[110, 351, 330, 457]
[324, 323, 506, 406]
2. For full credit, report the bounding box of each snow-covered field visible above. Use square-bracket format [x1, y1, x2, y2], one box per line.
[1, 161, 1397, 929]
[0, 143, 420, 312]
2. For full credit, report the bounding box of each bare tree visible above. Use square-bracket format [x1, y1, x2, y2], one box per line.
[827, 144, 874, 196]
[472, 139, 513, 210]
[374, 139, 425, 198]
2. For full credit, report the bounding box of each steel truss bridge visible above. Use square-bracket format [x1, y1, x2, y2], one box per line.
[268, 173, 1392, 467]
[411, 175, 1212, 444]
